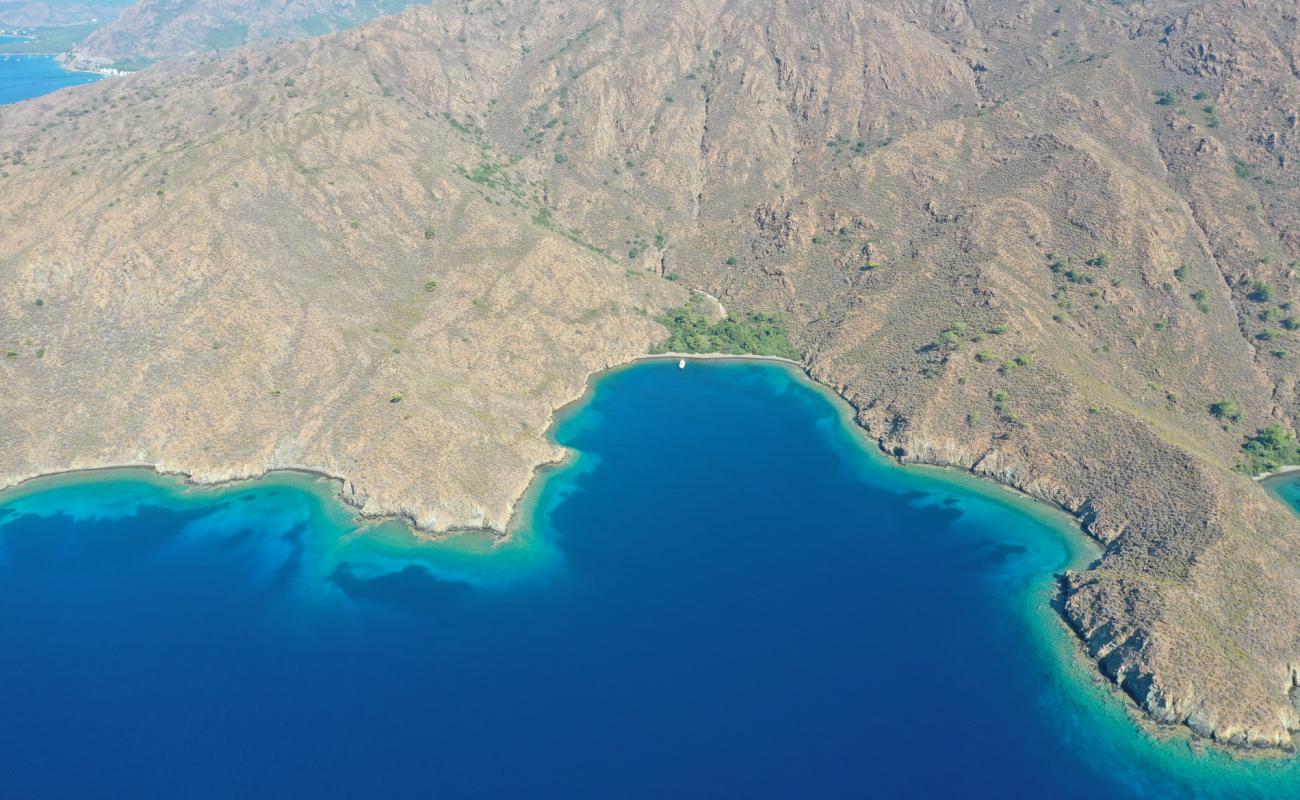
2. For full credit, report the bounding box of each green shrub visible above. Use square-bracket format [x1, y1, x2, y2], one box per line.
[1240, 425, 1300, 474]
[1209, 400, 1242, 423]
[1191, 289, 1209, 313]
[1249, 281, 1274, 302]
[654, 303, 798, 359]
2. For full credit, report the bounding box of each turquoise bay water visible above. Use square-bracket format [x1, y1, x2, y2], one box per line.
[2, 361, 1299, 797]
[0, 53, 100, 105]
[1267, 472, 1300, 514]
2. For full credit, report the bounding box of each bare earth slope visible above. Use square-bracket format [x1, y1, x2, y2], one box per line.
[2, 0, 1299, 749]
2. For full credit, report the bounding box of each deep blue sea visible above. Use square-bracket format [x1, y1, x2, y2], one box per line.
[2, 361, 1299, 798]
[0, 52, 100, 105]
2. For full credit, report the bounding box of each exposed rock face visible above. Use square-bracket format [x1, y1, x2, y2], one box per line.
[1, 0, 1298, 749]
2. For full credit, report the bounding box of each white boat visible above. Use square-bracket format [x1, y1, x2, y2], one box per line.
[678, 359, 686, 369]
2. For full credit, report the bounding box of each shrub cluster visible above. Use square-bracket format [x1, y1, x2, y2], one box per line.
[655, 303, 798, 359]
[1240, 425, 1300, 475]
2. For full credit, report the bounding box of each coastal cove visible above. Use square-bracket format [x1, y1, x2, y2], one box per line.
[0, 52, 100, 105]
[3, 360, 1300, 797]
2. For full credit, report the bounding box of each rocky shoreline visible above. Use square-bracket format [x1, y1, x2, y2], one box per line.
[6, 350, 1296, 755]
[3, 0, 1298, 764]
[865, 422, 1300, 754]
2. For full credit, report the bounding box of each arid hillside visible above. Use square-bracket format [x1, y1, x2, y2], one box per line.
[2, 0, 1298, 750]
[0, 1, 127, 28]
[66, 0, 418, 66]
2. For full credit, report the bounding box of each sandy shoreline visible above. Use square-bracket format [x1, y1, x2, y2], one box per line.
[1256, 464, 1300, 481]
[635, 351, 802, 366]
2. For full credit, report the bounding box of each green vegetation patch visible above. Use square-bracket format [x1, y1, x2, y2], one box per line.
[1239, 425, 1300, 475]
[654, 301, 798, 359]
[105, 57, 156, 73]
[0, 23, 99, 54]
[1209, 400, 1242, 423]
[1249, 281, 1275, 302]
[1191, 289, 1210, 314]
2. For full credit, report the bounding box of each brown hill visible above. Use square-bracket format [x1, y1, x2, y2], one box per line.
[67, 0, 418, 66]
[2, 0, 1298, 749]
[0, 1, 127, 28]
